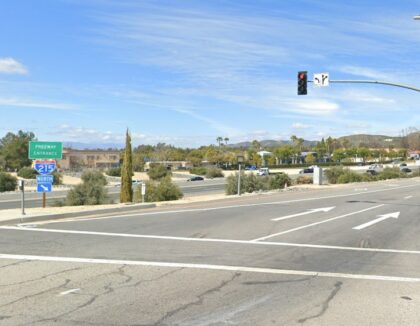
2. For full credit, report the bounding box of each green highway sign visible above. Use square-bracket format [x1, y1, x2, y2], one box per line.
[29, 141, 63, 159]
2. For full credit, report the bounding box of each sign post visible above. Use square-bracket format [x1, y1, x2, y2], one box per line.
[19, 180, 25, 218]
[29, 141, 62, 209]
[141, 183, 146, 203]
[237, 156, 244, 196]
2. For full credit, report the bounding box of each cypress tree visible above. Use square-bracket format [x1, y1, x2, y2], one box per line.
[120, 129, 133, 202]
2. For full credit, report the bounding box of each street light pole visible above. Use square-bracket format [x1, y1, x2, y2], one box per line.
[237, 155, 244, 196]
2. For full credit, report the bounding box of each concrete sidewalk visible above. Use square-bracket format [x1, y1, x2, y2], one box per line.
[0, 202, 156, 226]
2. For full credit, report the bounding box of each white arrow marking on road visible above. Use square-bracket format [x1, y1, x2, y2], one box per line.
[352, 212, 400, 230]
[58, 288, 80, 296]
[271, 206, 335, 221]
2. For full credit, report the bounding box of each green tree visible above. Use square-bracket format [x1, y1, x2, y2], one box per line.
[305, 153, 316, 165]
[120, 129, 133, 203]
[0, 130, 35, 170]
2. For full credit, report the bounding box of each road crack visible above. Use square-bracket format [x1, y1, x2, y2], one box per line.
[152, 272, 241, 325]
[298, 281, 343, 324]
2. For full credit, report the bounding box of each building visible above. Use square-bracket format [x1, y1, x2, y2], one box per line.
[59, 149, 121, 170]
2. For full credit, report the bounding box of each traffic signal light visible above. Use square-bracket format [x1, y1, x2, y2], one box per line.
[298, 71, 307, 95]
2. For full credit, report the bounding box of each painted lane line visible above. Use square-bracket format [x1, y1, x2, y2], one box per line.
[251, 204, 385, 242]
[1, 253, 420, 283]
[271, 206, 335, 221]
[353, 212, 400, 230]
[58, 288, 80, 296]
[26, 183, 420, 225]
[404, 195, 413, 200]
[6, 224, 420, 256]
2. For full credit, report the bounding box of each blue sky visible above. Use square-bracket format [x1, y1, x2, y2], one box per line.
[0, 0, 419, 147]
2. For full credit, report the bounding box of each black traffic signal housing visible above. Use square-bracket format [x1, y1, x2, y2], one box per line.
[298, 71, 307, 95]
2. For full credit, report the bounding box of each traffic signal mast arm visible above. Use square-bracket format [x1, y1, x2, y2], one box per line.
[308, 79, 420, 92]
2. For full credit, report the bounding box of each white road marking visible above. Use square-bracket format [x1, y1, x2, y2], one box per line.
[251, 204, 385, 242]
[5, 224, 420, 256]
[58, 288, 80, 296]
[26, 183, 420, 225]
[404, 195, 413, 200]
[353, 212, 400, 230]
[271, 206, 335, 221]
[1, 253, 420, 283]
[354, 188, 368, 191]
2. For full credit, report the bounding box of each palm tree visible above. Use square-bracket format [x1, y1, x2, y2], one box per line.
[224, 137, 229, 145]
[216, 136, 223, 147]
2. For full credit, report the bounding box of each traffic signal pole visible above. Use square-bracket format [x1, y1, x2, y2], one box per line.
[308, 79, 420, 92]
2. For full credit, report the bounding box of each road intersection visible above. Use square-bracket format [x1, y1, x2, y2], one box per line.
[1, 178, 420, 324]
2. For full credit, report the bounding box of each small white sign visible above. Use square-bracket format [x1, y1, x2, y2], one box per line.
[141, 183, 146, 195]
[313, 73, 329, 87]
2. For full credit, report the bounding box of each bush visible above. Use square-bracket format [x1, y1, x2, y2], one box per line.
[81, 170, 107, 186]
[52, 171, 63, 185]
[190, 167, 207, 176]
[106, 167, 121, 177]
[377, 167, 404, 180]
[295, 176, 313, 184]
[337, 170, 363, 183]
[0, 172, 17, 192]
[66, 170, 108, 206]
[205, 167, 224, 179]
[324, 166, 346, 184]
[225, 173, 290, 195]
[138, 176, 183, 202]
[148, 164, 172, 180]
[268, 173, 291, 190]
[17, 166, 37, 179]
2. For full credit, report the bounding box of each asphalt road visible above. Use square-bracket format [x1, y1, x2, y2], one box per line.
[1, 177, 420, 325]
[0, 179, 226, 210]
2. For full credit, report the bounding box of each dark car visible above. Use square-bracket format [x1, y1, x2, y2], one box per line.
[299, 167, 314, 174]
[400, 167, 412, 173]
[187, 176, 204, 181]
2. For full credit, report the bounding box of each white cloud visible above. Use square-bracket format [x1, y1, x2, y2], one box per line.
[334, 65, 391, 80]
[0, 58, 28, 75]
[285, 99, 339, 116]
[0, 98, 75, 110]
[292, 122, 311, 129]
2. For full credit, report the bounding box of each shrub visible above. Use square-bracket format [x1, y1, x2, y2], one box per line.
[81, 170, 107, 186]
[377, 167, 404, 180]
[0, 172, 17, 192]
[17, 166, 37, 179]
[139, 176, 183, 202]
[148, 164, 172, 180]
[295, 176, 313, 184]
[190, 167, 207, 176]
[225, 173, 290, 195]
[106, 167, 121, 177]
[268, 173, 291, 190]
[66, 170, 108, 206]
[52, 171, 63, 185]
[324, 166, 346, 184]
[337, 170, 363, 183]
[205, 167, 224, 179]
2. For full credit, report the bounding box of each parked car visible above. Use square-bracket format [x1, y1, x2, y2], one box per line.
[299, 167, 314, 174]
[257, 168, 269, 176]
[366, 164, 383, 175]
[187, 176, 204, 181]
[399, 164, 411, 173]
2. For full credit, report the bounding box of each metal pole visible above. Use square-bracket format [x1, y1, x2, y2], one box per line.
[237, 163, 241, 196]
[42, 192, 46, 208]
[20, 180, 25, 217]
[308, 79, 420, 92]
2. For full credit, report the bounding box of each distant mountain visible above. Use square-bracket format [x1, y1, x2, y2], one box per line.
[64, 142, 123, 150]
[337, 134, 402, 148]
[228, 139, 317, 149]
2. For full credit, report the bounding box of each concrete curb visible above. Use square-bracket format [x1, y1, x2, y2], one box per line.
[0, 203, 156, 226]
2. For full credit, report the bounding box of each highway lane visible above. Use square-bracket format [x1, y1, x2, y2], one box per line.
[1, 178, 420, 324]
[0, 179, 226, 210]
